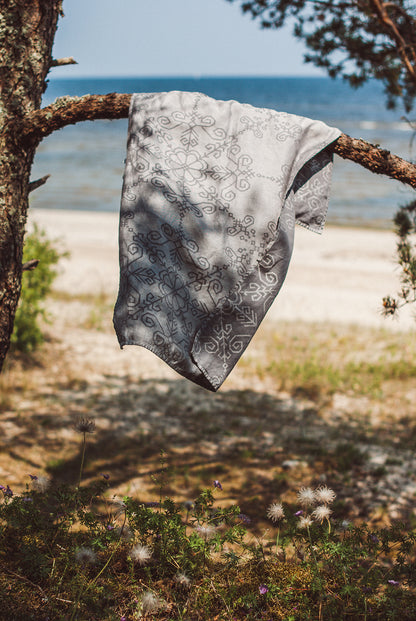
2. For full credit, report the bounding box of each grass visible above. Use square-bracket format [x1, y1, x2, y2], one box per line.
[1, 437, 416, 621]
[240, 322, 416, 399]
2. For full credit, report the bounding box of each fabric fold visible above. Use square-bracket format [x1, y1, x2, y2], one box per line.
[113, 91, 341, 390]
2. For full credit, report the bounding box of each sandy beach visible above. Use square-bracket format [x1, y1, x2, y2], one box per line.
[28, 207, 416, 333]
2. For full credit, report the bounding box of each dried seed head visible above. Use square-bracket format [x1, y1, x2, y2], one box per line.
[266, 502, 285, 523]
[314, 485, 336, 505]
[75, 547, 97, 565]
[129, 544, 152, 565]
[74, 417, 96, 434]
[297, 487, 316, 507]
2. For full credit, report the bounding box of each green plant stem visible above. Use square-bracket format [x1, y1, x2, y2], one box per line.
[78, 432, 86, 487]
[86, 513, 127, 592]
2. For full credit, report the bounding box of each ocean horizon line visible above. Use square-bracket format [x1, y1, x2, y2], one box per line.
[50, 74, 338, 82]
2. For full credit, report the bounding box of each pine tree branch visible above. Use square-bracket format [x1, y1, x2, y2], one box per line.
[28, 174, 50, 193]
[332, 134, 416, 188]
[20, 92, 416, 188]
[50, 57, 77, 67]
[369, 0, 416, 77]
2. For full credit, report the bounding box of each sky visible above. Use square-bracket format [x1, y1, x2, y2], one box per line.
[52, 0, 325, 78]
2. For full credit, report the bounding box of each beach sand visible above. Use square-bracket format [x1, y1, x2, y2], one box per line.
[28, 207, 415, 332]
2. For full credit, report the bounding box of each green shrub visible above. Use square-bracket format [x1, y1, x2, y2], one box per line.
[11, 224, 67, 352]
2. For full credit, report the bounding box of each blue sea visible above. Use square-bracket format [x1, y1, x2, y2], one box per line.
[30, 76, 416, 227]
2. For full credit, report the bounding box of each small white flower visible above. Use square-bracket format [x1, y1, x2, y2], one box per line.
[297, 487, 316, 507]
[298, 516, 314, 529]
[174, 572, 191, 587]
[31, 475, 50, 493]
[314, 486, 336, 505]
[75, 547, 97, 565]
[195, 524, 216, 540]
[266, 502, 285, 523]
[129, 544, 152, 565]
[312, 505, 332, 522]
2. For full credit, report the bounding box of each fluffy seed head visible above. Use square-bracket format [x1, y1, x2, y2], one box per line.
[141, 591, 162, 613]
[174, 572, 191, 587]
[31, 475, 50, 493]
[314, 486, 336, 505]
[130, 544, 152, 565]
[298, 515, 314, 529]
[266, 502, 285, 523]
[75, 547, 97, 565]
[297, 487, 316, 507]
[312, 505, 332, 522]
[195, 524, 216, 540]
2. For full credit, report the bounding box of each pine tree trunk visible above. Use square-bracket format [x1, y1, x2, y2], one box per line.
[0, 0, 61, 370]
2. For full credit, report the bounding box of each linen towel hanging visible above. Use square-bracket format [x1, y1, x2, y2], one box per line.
[113, 91, 341, 390]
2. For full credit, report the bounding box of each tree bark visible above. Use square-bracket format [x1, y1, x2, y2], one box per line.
[0, 0, 62, 369]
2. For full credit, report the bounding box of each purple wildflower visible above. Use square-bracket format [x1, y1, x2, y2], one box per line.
[29, 474, 38, 481]
[238, 513, 251, 524]
[4, 485, 13, 497]
[22, 497, 33, 503]
[295, 510, 303, 516]
[387, 580, 400, 586]
[101, 473, 110, 480]
[370, 534, 379, 544]
[213, 480, 223, 490]
[259, 584, 268, 595]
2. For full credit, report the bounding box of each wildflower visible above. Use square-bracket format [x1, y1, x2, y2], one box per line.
[31, 475, 50, 493]
[129, 544, 152, 565]
[195, 524, 216, 540]
[174, 572, 191, 587]
[29, 474, 38, 481]
[2, 485, 13, 497]
[297, 487, 315, 507]
[22, 497, 33, 502]
[101, 473, 110, 480]
[266, 502, 285, 523]
[259, 584, 268, 595]
[213, 479, 223, 490]
[294, 510, 303, 517]
[370, 534, 380, 544]
[75, 547, 97, 565]
[74, 417, 96, 434]
[238, 513, 251, 524]
[298, 516, 313, 529]
[312, 505, 332, 522]
[315, 485, 336, 504]
[387, 579, 400, 586]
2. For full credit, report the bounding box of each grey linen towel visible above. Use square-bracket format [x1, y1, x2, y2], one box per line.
[113, 91, 341, 391]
